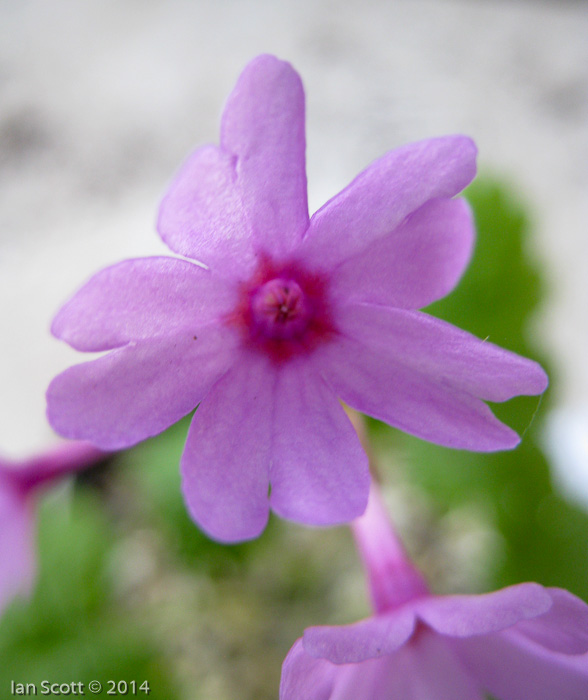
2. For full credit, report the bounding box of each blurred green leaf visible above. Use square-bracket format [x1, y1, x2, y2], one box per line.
[382, 177, 588, 597]
[0, 488, 177, 698]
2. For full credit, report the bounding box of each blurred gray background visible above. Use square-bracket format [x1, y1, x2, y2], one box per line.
[1, 0, 587, 492]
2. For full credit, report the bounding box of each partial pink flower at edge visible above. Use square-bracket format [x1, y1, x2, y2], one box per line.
[280, 485, 588, 700]
[47, 54, 548, 543]
[0, 442, 108, 616]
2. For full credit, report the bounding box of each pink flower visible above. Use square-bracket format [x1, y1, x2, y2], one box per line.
[47, 55, 547, 543]
[0, 442, 107, 615]
[281, 485, 588, 700]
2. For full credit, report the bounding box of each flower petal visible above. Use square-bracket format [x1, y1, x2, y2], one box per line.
[181, 352, 273, 543]
[300, 628, 484, 700]
[513, 588, 588, 654]
[329, 198, 474, 310]
[303, 607, 416, 664]
[269, 360, 369, 525]
[220, 54, 309, 258]
[280, 644, 420, 700]
[315, 334, 520, 452]
[455, 627, 588, 700]
[280, 639, 337, 700]
[300, 135, 477, 270]
[157, 146, 256, 275]
[361, 630, 485, 700]
[0, 476, 35, 613]
[47, 327, 236, 449]
[335, 304, 548, 403]
[415, 583, 552, 638]
[52, 257, 237, 351]
[329, 657, 400, 700]
[328, 658, 398, 700]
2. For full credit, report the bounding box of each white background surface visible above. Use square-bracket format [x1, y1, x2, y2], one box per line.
[1, 0, 586, 467]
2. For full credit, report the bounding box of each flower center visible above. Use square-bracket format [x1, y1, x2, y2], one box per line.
[226, 257, 335, 363]
[250, 278, 311, 340]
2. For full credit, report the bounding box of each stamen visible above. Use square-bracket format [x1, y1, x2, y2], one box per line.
[250, 278, 310, 340]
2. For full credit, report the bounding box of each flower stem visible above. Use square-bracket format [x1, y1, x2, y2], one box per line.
[347, 409, 429, 613]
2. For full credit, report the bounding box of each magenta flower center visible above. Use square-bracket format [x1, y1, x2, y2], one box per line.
[227, 258, 335, 363]
[250, 278, 311, 340]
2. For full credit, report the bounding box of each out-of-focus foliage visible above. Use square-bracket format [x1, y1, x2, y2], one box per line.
[1, 177, 586, 699]
[379, 178, 588, 598]
[0, 488, 177, 696]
